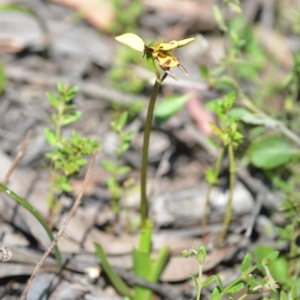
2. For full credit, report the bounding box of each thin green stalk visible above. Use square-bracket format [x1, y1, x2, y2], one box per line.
[288, 219, 300, 276]
[218, 143, 236, 246]
[196, 263, 203, 300]
[140, 74, 167, 228]
[202, 147, 224, 238]
[47, 99, 64, 226]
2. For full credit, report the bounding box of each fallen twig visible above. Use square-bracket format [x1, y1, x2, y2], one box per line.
[2, 130, 32, 185]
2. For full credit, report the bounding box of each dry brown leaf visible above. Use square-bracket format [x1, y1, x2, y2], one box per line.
[49, 0, 115, 30]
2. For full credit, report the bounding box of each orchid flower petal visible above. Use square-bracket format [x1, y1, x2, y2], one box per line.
[175, 37, 195, 48]
[115, 33, 145, 52]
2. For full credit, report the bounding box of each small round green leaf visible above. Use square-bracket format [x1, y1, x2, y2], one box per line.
[248, 136, 300, 169]
[227, 282, 245, 294]
[154, 94, 190, 124]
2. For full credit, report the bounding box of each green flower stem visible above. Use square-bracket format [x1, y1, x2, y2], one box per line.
[196, 262, 203, 300]
[218, 143, 236, 246]
[47, 96, 65, 225]
[202, 147, 224, 237]
[140, 74, 167, 228]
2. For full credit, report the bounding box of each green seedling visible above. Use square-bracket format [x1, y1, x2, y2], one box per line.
[202, 92, 243, 245]
[108, 0, 143, 34]
[102, 111, 135, 219]
[44, 82, 100, 227]
[0, 62, 6, 95]
[182, 245, 298, 299]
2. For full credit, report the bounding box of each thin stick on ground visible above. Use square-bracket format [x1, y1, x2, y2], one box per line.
[20, 151, 97, 300]
[2, 130, 32, 185]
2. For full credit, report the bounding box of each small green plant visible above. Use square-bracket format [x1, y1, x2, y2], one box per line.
[44, 82, 100, 227]
[0, 62, 6, 95]
[182, 244, 300, 299]
[202, 92, 243, 245]
[102, 112, 135, 216]
[108, 0, 143, 34]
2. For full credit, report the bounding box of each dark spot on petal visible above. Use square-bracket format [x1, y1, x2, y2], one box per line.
[165, 59, 171, 66]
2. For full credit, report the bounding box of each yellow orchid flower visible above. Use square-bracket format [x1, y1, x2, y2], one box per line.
[115, 33, 195, 81]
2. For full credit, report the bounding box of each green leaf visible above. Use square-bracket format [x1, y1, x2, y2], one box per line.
[203, 275, 219, 287]
[94, 243, 132, 297]
[210, 123, 223, 139]
[227, 2, 242, 13]
[226, 282, 244, 293]
[205, 167, 217, 184]
[44, 127, 56, 147]
[116, 166, 131, 175]
[241, 252, 252, 272]
[223, 92, 236, 111]
[133, 244, 169, 300]
[102, 160, 116, 172]
[133, 248, 153, 300]
[108, 176, 119, 196]
[117, 112, 128, 129]
[197, 245, 206, 264]
[262, 251, 279, 265]
[291, 286, 300, 300]
[0, 61, 6, 95]
[154, 94, 190, 124]
[199, 64, 209, 79]
[240, 113, 279, 127]
[0, 183, 61, 268]
[60, 182, 72, 192]
[46, 92, 59, 108]
[280, 290, 288, 300]
[65, 86, 79, 100]
[189, 274, 198, 287]
[150, 245, 170, 283]
[57, 81, 65, 94]
[62, 111, 82, 125]
[227, 107, 252, 119]
[119, 141, 130, 153]
[213, 4, 227, 32]
[248, 136, 300, 169]
[212, 286, 222, 300]
[254, 245, 288, 283]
